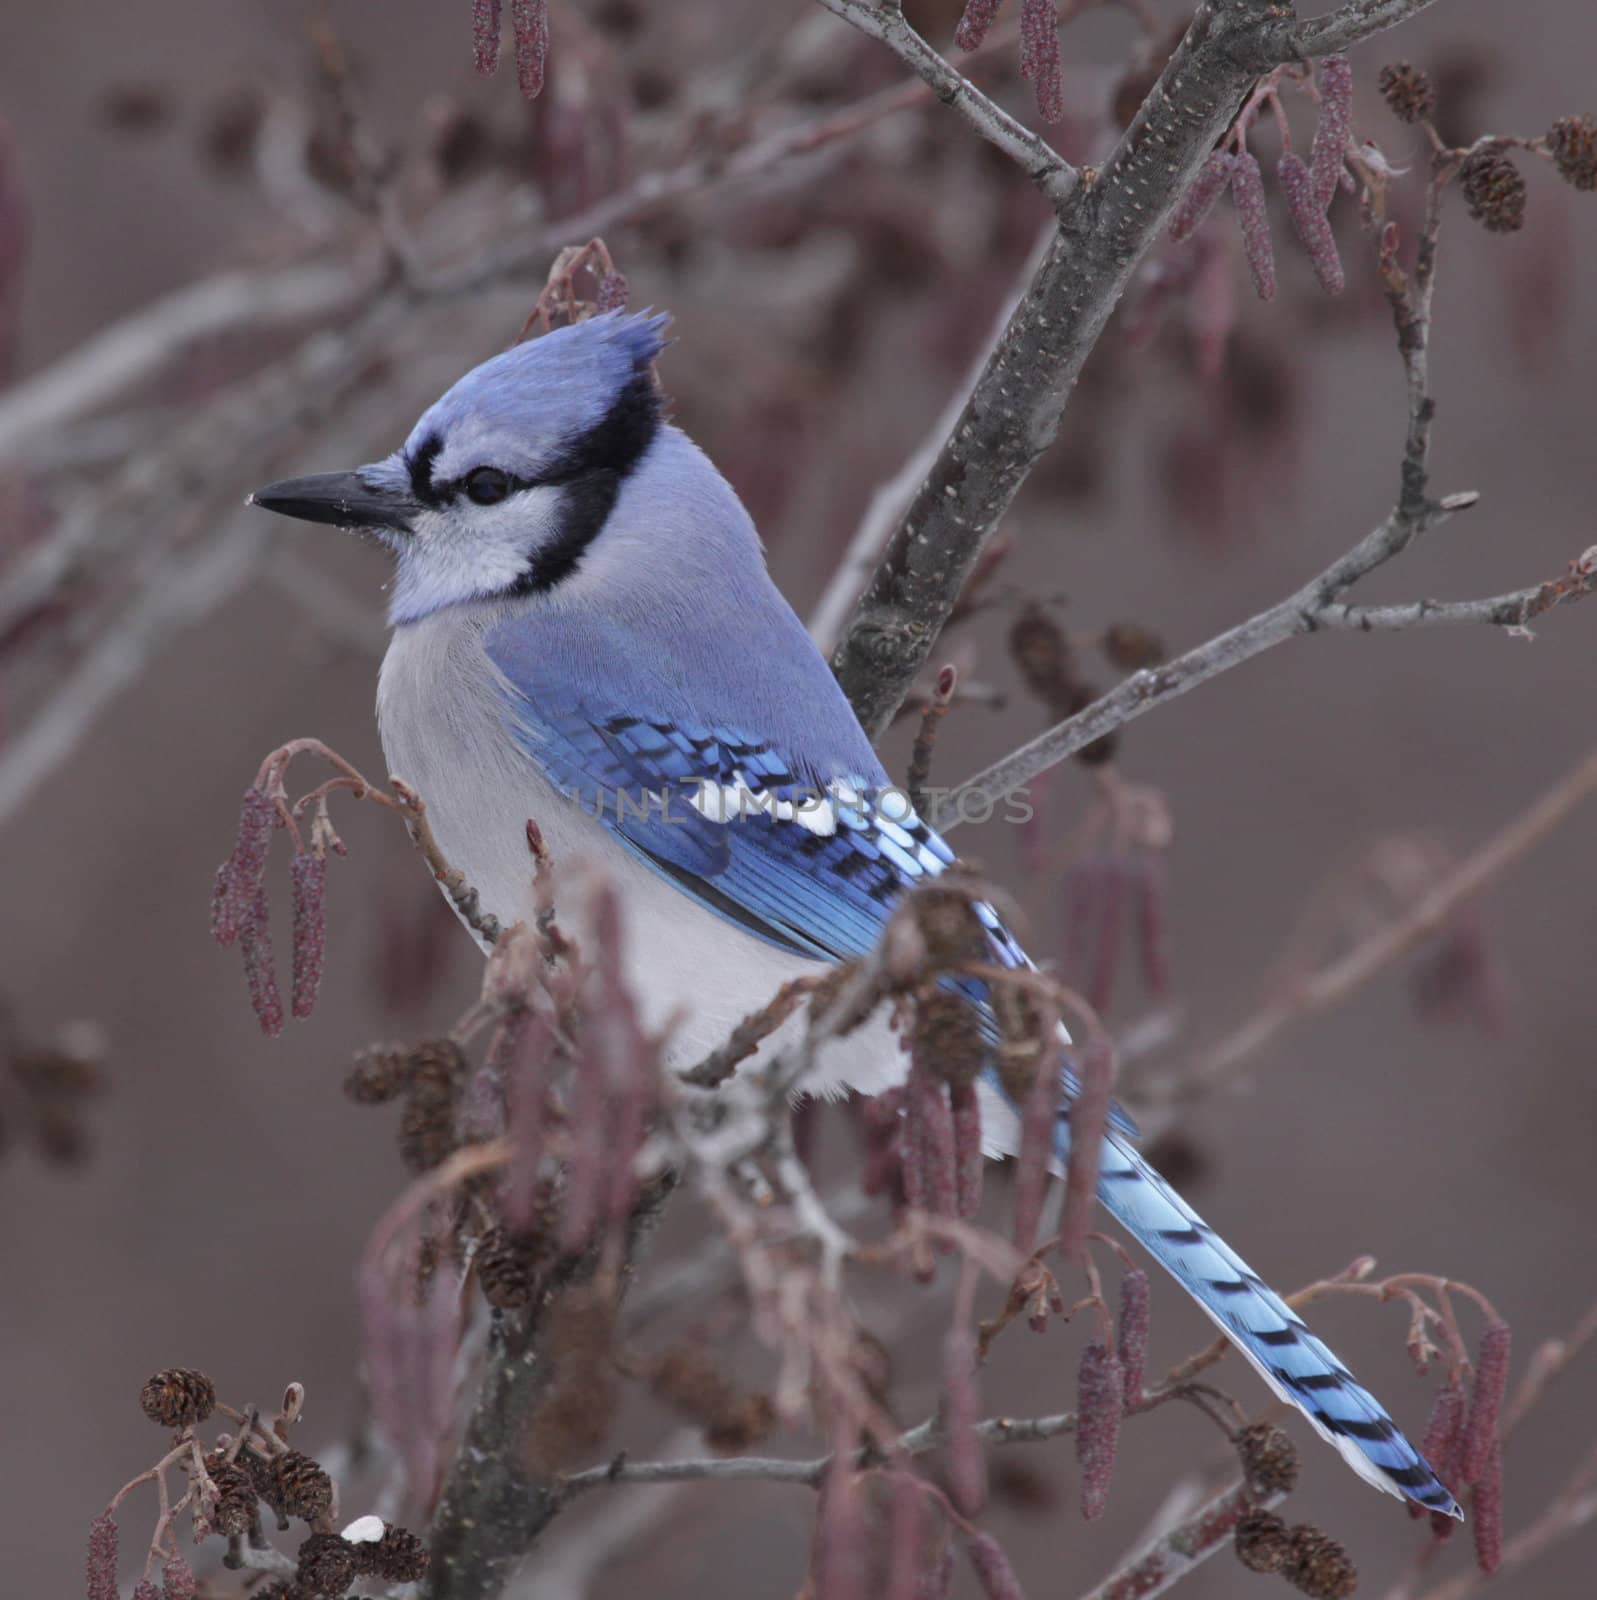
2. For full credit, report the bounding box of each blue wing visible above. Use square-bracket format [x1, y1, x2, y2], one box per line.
[487, 647, 1458, 1517]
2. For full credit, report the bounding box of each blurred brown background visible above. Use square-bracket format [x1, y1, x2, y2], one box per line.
[2, 2, 1594, 1596]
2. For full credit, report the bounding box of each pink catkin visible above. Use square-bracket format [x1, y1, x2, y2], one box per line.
[1170, 151, 1236, 242]
[132, 1583, 161, 1600]
[1061, 854, 1105, 983]
[510, 0, 550, 100]
[211, 785, 278, 946]
[1278, 151, 1345, 295]
[161, 1554, 197, 1600]
[883, 1472, 927, 1600]
[1075, 1339, 1124, 1520]
[1471, 1437, 1503, 1575]
[1133, 851, 1171, 997]
[1019, 0, 1064, 124]
[472, 0, 502, 76]
[1414, 1377, 1466, 1529]
[289, 851, 327, 1020]
[942, 1325, 986, 1515]
[1310, 55, 1353, 208]
[1230, 151, 1276, 301]
[596, 270, 629, 312]
[1115, 1268, 1151, 1405]
[86, 1514, 118, 1600]
[239, 888, 284, 1038]
[965, 1532, 1026, 1600]
[1460, 1322, 1511, 1486]
[915, 1550, 956, 1600]
[1057, 1037, 1114, 1266]
[950, 1082, 983, 1219]
[904, 1059, 956, 1218]
[954, 0, 1005, 52]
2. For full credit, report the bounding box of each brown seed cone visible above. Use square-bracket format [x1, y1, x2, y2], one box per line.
[139, 1368, 216, 1428]
[1235, 1509, 1293, 1575]
[353, 1522, 430, 1582]
[295, 1532, 358, 1597]
[1460, 149, 1527, 233]
[251, 1585, 310, 1600]
[1377, 61, 1436, 123]
[476, 1227, 550, 1310]
[1285, 1525, 1358, 1599]
[406, 1037, 469, 1102]
[399, 1093, 459, 1172]
[1235, 1422, 1301, 1498]
[207, 1460, 257, 1536]
[1549, 114, 1597, 191]
[703, 1393, 777, 1455]
[911, 990, 986, 1090]
[343, 1044, 411, 1104]
[271, 1449, 334, 1521]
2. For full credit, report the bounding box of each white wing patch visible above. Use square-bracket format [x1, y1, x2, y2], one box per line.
[686, 772, 849, 837]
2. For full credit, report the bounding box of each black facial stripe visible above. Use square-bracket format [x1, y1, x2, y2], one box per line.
[510, 369, 663, 596]
[409, 433, 445, 507]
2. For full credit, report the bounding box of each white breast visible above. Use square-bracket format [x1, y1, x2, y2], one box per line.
[374, 606, 906, 1099]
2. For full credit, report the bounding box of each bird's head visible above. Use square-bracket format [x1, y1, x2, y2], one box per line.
[251, 309, 671, 623]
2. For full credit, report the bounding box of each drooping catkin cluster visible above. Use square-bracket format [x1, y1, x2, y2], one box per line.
[95, 1369, 429, 1599]
[211, 785, 337, 1037]
[469, 0, 551, 98]
[1168, 57, 1355, 301]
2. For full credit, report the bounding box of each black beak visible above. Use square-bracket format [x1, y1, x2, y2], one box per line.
[250, 471, 417, 534]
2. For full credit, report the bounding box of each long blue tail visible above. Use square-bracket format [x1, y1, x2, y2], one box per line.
[1083, 1119, 1461, 1517]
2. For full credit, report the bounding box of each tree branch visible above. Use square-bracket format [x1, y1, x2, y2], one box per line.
[1076, 1480, 1284, 1600]
[813, 0, 1077, 204]
[1291, 0, 1446, 58]
[826, 0, 1340, 737]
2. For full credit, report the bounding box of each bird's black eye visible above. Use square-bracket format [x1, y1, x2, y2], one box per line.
[464, 466, 512, 506]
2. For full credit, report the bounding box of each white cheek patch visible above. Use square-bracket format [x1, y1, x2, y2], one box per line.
[388, 489, 567, 623]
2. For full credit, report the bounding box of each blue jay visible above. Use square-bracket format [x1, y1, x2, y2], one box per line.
[252, 309, 1459, 1519]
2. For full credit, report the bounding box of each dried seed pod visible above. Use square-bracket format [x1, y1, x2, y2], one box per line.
[1170, 150, 1237, 241]
[1009, 602, 1076, 717]
[1234, 1509, 1292, 1574]
[296, 1532, 358, 1598]
[354, 1522, 430, 1583]
[1235, 1421, 1300, 1498]
[343, 1044, 411, 1104]
[1548, 114, 1597, 190]
[272, 1449, 334, 1521]
[1279, 151, 1345, 294]
[289, 852, 328, 1020]
[1230, 151, 1276, 300]
[1283, 1525, 1358, 1600]
[140, 1368, 216, 1428]
[207, 1460, 256, 1536]
[1114, 1268, 1151, 1405]
[911, 991, 985, 1091]
[1310, 56, 1353, 207]
[476, 1226, 549, 1310]
[1378, 61, 1437, 124]
[1075, 1340, 1124, 1520]
[1460, 150, 1527, 233]
[1460, 1321, 1511, 1485]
